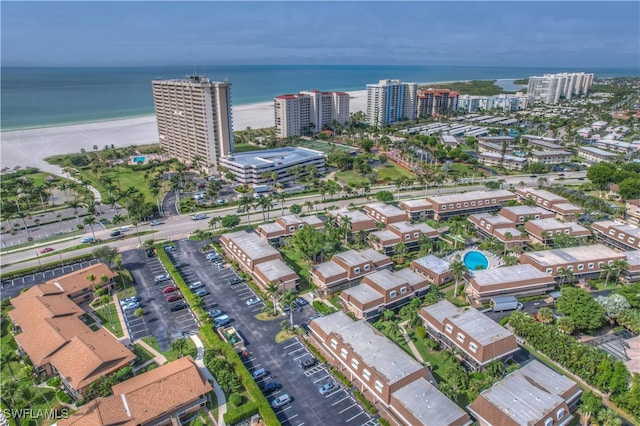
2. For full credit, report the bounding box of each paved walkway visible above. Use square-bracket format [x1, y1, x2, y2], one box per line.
[398, 320, 425, 363]
[190, 334, 227, 426]
[135, 338, 168, 365]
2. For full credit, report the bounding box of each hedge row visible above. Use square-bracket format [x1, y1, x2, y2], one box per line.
[353, 390, 376, 415]
[330, 367, 351, 388]
[156, 246, 279, 426]
[300, 338, 327, 364]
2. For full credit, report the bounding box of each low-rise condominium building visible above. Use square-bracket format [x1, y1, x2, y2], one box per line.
[524, 218, 591, 246]
[516, 188, 582, 221]
[363, 202, 407, 225]
[591, 221, 640, 252]
[425, 190, 517, 220]
[369, 221, 438, 255]
[464, 264, 557, 303]
[256, 214, 323, 246]
[410, 255, 453, 286]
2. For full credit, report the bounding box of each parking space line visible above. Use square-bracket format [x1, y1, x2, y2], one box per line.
[247, 364, 262, 371]
[275, 406, 293, 415]
[283, 342, 299, 349]
[295, 423, 305, 426]
[346, 411, 367, 422]
[313, 374, 329, 384]
[293, 353, 308, 361]
[339, 403, 357, 414]
[288, 347, 304, 355]
[332, 395, 350, 406]
[286, 413, 298, 421]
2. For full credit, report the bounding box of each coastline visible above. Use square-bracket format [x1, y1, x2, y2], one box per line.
[0, 90, 368, 173]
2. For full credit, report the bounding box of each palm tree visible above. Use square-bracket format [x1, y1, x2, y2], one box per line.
[265, 283, 281, 316]
[503, 231, 512, 256]
[612, 259, 628, 283]
[238, 196, 253, 226]
[0, 350, 17, 380]
[208, 217, 220, 231]
[557, 267, 573, 286]
[340, 215, 352, 246]
[170, 337, 188, 358]
[282, 290, 297, 326]
[14, 210, 31, 240]
[259, 196, 272, 222]
[68, 199, 82, 225]
[600, 264, 616, 286]
[17, 385, 38, 408]
[112, 214, 125, 230]
[84, 215, 98, 242]
[275, 192, 286, 216]
[450, 256, 468, 298]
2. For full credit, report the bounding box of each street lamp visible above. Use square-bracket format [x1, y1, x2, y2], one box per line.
[35, 251, 42, 268]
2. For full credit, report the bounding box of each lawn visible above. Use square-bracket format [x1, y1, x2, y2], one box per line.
[93, 303, 124, 337]
[376, 163, 414, 182]
[78, 167, 157, 203]
[280, 247, 312, 290]
[334, 170, 371, 186]
[408, 331, 460, 383]
[234, 143, 267, 153]
[141, 336, 197, 362]
[133, 344, 155, 364]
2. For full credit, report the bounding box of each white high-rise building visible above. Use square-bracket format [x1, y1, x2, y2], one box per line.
[527, 72, 594, 104]
[366, 79, 417, 127]
[152, 75, 234, 173]
[274, 90, 349, 139]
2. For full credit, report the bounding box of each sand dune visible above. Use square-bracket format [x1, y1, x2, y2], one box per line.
[0, 90, 368, 173]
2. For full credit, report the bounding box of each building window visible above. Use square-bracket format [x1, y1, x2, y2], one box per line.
[414, 232, 420, 238]
[354, 267, 361, 274]
[405, 234, 410, 240]
[609, 229, 616, 235]
[400, 287, 407, 294]
[619, 233, 625, 239]
[445, 324, 453, 334]
[351, 358, 359, 370]
[557, 408, 566, 420]
[457, 203, 461, 208]
[341, 348, 348, 359]
[544, 418, 553, 426]
[492, 199, 497, 204]
[629, 238, 635, 244]
[478, 201, 483, 205]
[469, 342, 478, 353]
[471, 202, 476, 206]
[390, 291, 397, 298]
[567, 265, 573, 271]
[289, 226, 296, 232]
[364, 264, 371, 271]
[374, 381, 383, 393]
[546, 268, 553, 274]
[456, 332, 465, 343]
[564, 229, 570, 234]
[578, 264, 584, 270]
[464, 203, 469, 207]
[449, 204, 454, 209]
[330, 339, 338, 349]
[442, 205, 447, 210]
[608, 260, 614, 265]
[588, 263, 594, 269]
[299, 224, 304, 229]
[362, 369, 371, 381]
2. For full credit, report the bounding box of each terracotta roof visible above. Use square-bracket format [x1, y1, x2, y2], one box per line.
[46, 263, 117, 295]
[61, 357, 212, 426]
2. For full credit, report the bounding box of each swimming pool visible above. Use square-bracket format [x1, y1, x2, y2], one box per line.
[464, 251, 489, 271]
[133, 156, 145, 164]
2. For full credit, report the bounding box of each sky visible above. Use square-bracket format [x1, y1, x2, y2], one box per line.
[1, 1, 639, 68]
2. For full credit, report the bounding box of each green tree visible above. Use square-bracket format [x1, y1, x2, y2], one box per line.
[289, 204, 302, 215]
[618, 177, 640, 199]
[360, 139, 374, 152]
[450, 256, 468, 298]
[292, 225, 325, 263]
[221, 214, 241, 229]
[92, 246, 119, 266]
[170, 337, 188, 358]
[375, 190, 394, 203]
[579, 392, 602, 426]
[537, 307, 554, 324]
[557, 287, 605, 332]
[586, 162, 616, 189]
[265, 283, 281, 316]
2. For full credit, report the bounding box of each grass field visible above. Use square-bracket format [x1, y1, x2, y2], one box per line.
[78, 167, 157, 203]
[376, 164, 414, 182]
[94, 303, 124, 337]
[299, 139, 357, 154]
[234, 144, 267, 153]
[334, 170, 371, 186]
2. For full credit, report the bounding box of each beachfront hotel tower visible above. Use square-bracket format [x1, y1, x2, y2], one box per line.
[274, 90, 349, 139]
[152, 75, 234, 173]
[527, 72, 594, 104]
[366, 79, 417, 127]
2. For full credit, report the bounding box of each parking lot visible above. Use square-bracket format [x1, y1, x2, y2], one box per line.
[1, 259, 100, 300]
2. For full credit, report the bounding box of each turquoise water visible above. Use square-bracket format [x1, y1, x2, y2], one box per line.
[464, 251, 489, 271]
[133, 156, 145, 164]
[1, 65, 636, 130]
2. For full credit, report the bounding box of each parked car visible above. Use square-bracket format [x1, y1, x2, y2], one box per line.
[207, 309, 222, 318]
[145, 248, 156, 258]
[81, 237, 96, 244]
[298, 357, 317, 369]
[150, 220, 165, 226]
[154, 274, 170, 284]
[251, 368, 267, 380]
[246, 297, 261, 306]
[163, 245, 176, 252]
[120, 296, 139, 306]
[194, 288, 210, 297]
[271, 394, 290, 409]
[174, 261, 189, 268]
[318, 382, 337, 395]
[260, 382, 281, 394]
[123, 301, 140, 311]
[214, 314, 230, 327]
[295, 297, 308, 306]
[189, 281, 204, 291]
[229, 277, 244, 285]
[162, 285, 178, 294]
[39, 247, 54, 254]
[170, 302, 188, 312]
[166, 294, 183, 303]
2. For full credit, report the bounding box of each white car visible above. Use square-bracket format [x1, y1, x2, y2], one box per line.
[123, 301, 140, 311]
[271, 394, 290, 409]
[246, 297, 261, 306]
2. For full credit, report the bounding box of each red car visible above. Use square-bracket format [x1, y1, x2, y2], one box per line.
[39, 247, 54, 254]
[166, 294, 183, 303]
[162, 285, 178, 294]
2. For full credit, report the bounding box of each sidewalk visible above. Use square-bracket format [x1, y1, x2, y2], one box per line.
[190, 334, 227, 426]
[398, 320, 424, 363]
[135, 338, 168, 365]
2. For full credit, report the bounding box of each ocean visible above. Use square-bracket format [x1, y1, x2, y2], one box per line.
[1, 65, 636, 131]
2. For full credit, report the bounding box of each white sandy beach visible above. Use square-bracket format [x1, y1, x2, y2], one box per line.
[0, 90, 369, 173]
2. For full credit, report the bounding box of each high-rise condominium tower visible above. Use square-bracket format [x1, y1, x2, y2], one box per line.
[274, 90, 349, 139]
[152, 75, 234, 173]
[527, 72, 594, 104]
[366, 79, 417, 127]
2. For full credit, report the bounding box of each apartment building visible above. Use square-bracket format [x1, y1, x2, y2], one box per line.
[524, 218, 591, 246]
[425, 190, 517, 220]
[467, 213, 526, 249]
[625, 199, 640, 225]
[416, 88, 459, 117]
[369, 222, 438, 255]
[528, 150, 572, 165]
[478, 152, 528, 171]
[310, 249, 392, 297]
[410, 255, 453, 286]
[329, 209, 378, 233]
[623, 251, 640, 283]
[59, 357, 212, 426]
[521, 134, 563, 150]
[520, 244, 626, 281]
[464, 264, 557, 303]
[578, 146, 619, 163]
[152, 76, 233, 173]
[219, 147, 325, 185]
[340, 269, 430, 320]
[366, 79, 418, 127]
[309, 312, 471, 426]
[399, 199, 433, 221]
[256, 214, 323, 246]
[220, 230, 299, 291]
[498, 205, 555, 225]
[468, 360, 581, 426]
[274, 90, 349, 138]
[477, 140, 508, 155]
[516, 188, 582, 221]
[363, 203, 407, 225]
[527, 72, 594, 104]
[419, 300, 519, 371]
[478, 136, 514, 146]
[9, 270, 135, 400]
[592, 221, 640, 251]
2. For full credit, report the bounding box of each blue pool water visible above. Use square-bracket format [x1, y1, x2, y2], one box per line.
[133, 156, 145, 164]
[464, 251, 489, 271]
